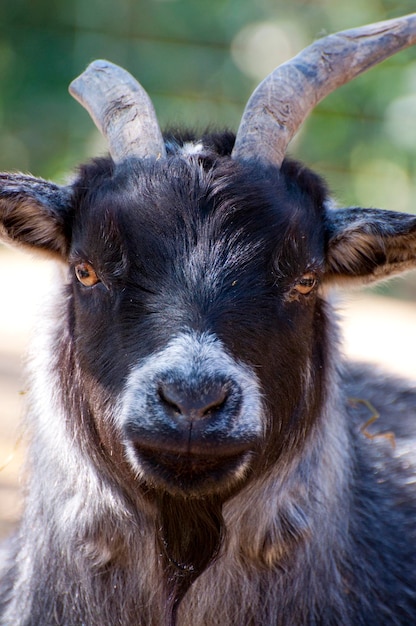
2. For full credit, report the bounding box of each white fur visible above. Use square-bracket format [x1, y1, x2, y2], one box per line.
[118, 331, 264, 476]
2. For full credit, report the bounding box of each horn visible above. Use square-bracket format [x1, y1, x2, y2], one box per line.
[232, 13, 416, 166]
[69, 59, 166, 163]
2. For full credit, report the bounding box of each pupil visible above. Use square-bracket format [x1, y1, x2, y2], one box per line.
[75, 263, 97, 285]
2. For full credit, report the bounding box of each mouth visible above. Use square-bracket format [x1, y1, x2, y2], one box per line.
[131, 442, 253, 494]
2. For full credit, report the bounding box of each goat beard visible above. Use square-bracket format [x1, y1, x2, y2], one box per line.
[154, 490, 225, 616]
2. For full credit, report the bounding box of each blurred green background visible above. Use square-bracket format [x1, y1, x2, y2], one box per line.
[1, 0, 416, 263]
[1, 1, 416, 190]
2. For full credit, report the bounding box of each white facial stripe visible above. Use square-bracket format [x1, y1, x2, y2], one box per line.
[180, 141, 205, 156]
[27, 276, 130, 532]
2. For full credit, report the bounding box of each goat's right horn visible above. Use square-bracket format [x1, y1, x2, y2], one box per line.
[69, 60, 166, 163]
[232, 13, 416, 167]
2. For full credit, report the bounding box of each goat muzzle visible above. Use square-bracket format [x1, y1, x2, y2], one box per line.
[123, 376, 256, 495]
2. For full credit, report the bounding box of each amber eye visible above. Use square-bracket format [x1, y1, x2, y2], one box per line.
[74, 262, 100, 287]
[294, 272, 318, 295]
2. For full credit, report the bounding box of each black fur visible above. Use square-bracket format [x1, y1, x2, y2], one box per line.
[0, 130, 415, 625]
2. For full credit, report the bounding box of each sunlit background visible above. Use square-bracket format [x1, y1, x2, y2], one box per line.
[1, 0, 416, 537]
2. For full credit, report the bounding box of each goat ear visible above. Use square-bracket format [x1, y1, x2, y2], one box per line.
[324, 207, 416, 284]
[0, 173, 72, 259]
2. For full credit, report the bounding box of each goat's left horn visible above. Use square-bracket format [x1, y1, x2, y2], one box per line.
[69, 60, 166, 163]
[232, 13, 416, 167]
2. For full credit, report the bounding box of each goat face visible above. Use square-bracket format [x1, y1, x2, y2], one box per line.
[2, 145, 415, 501]
[59, 154, 328, 498]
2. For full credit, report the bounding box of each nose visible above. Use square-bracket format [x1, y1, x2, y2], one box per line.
[157, 380, 230, 422]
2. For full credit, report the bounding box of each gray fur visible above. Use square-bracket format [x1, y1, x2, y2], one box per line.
[0, 69, 416, 626]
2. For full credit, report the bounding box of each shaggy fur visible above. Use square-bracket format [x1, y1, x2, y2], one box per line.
[0, 131, 415, 625]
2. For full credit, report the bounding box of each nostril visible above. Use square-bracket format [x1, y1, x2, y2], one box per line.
[158, 384, 182, 416]
[157, 380, 230, 421]
[200, 387, 228, 417]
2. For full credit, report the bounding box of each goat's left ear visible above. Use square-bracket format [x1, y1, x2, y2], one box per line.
[324, 207, 416, 284]
[0, 173, 72, 259]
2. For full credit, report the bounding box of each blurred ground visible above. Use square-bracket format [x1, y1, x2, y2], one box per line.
[0, 247, 415, 541]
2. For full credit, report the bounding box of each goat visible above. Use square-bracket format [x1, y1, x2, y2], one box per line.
[1, 13, 416, 626]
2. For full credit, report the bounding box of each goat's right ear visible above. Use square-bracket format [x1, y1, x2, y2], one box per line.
[0, 173, 72, 259]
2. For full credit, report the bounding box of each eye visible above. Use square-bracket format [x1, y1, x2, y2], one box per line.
[294, 272, 318, 295]
[74, 262, 100, 287]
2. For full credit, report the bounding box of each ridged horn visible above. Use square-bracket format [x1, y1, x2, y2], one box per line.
[232, 13, 416, 166]
[69, 59, 166, 162]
